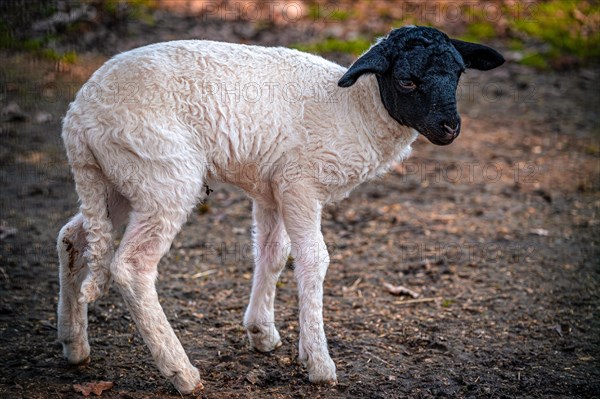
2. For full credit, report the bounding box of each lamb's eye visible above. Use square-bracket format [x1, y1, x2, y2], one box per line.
[398, 79, 417, 91]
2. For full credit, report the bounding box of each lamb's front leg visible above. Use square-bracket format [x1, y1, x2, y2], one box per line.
[244, 201, 290, 352]
[282, 192, 337, 384]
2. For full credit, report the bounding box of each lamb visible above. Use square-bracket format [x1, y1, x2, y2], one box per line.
[56, 26, 504, 393]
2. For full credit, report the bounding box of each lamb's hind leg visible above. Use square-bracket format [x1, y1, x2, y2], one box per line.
[244, 201, 290, 352]
[110, 209, 202, 394]
[57, 213, 91, 364]
[57, 193, 130, 364]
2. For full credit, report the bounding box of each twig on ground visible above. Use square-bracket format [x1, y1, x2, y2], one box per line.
[190, 269, 218, 279]
[342, 277, 362, 294]
[364, 350, 393, 367]
[394, 297, 439, 305]
[383, 282, 420, 298]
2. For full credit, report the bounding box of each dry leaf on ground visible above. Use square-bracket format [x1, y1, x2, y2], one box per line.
[73, 381, 114, 396]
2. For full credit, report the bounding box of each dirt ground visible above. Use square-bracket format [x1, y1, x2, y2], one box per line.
[1, 3, 599, 399]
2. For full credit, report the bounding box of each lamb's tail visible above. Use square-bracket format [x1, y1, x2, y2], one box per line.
[63, 124, 114, 304]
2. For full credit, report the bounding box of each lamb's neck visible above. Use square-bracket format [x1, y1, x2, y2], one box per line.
[347, 74, 418, 166]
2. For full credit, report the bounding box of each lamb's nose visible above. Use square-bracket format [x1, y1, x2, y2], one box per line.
[443, 122, 460, 138]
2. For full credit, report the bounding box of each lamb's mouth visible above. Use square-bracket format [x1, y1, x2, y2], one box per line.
[420, 127, 460, 146]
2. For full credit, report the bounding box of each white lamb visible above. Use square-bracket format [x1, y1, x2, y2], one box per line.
[57, 26, 504, 393]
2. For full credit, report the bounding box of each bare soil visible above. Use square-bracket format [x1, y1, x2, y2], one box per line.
[1, 5, 599, 399]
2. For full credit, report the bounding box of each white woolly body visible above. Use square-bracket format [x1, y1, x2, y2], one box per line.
[58, 40, 418, 393]
[63, 40, 417, 206]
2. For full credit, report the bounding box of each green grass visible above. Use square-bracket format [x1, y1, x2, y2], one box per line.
[101, 0, 156, 15]
[460, 21, 497, 43]
[441, 299, 455, 308]
[455, 4, 499, 44]
[109, 0, 156, 25]
[1, 32, 79, 64]
[329, 9, 352, 22]
[508, 39, 525, 51]
[295, 2, 598, 67]
[453, 0, 600, 68]
[308, 5, 353, 22]
[510, 0, 600, 61]
[519, 52, 550, 69]
[0, 0, 156, 64]
[22, 38, 44, 52]
[293, 37, 372, 56]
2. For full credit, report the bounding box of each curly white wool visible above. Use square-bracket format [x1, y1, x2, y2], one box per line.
[57, 40, 418, 393]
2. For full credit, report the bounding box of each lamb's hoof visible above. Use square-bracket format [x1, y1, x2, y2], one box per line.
[247, 324, 282, 353]
[191, 382, 204, 395]
[68, 355, 91, 366]
[307, 354, 337, 385]
[251, 337, 282, 353]
[172, 366, 202, 395]
[308, 368, 338, 385]
[297, 337, 308, 367]
[63, 340, 91, 365]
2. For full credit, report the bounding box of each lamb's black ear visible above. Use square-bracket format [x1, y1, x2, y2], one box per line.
[338, 44, 390, 87]
[450, 39, 505, 71]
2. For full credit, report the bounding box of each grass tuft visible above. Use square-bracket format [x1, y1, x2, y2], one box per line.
[293, 37, 372, 56]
